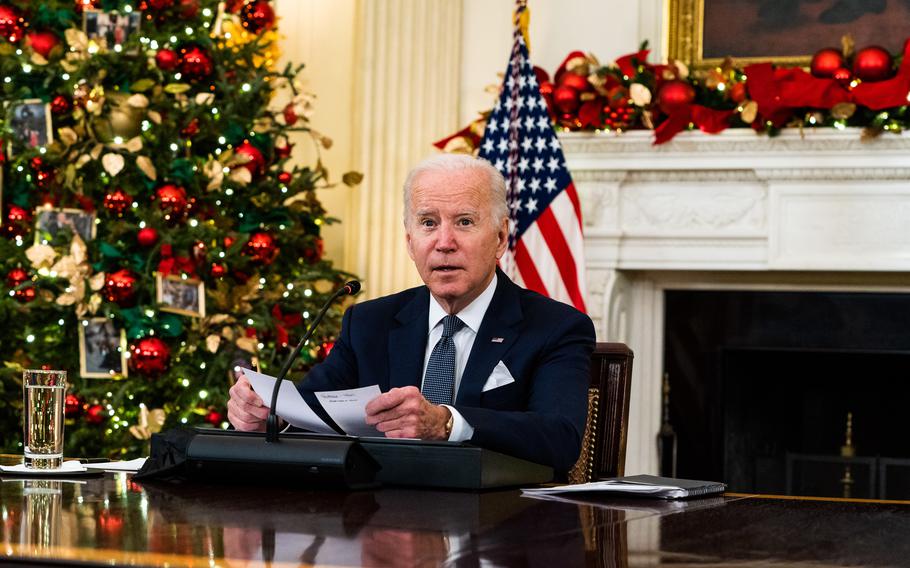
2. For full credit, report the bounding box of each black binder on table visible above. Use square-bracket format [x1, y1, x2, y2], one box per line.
[358, 437, 554, 490]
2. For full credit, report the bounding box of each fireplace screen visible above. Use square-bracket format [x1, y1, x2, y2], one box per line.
[663, 290, 910, 499]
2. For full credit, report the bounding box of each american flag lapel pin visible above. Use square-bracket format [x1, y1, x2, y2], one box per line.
[491, 337, 504, 343]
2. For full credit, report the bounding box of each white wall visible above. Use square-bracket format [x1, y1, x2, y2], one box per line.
[275, 0, 357, 272]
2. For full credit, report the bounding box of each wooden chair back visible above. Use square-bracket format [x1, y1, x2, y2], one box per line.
[568, 342, 634, 484]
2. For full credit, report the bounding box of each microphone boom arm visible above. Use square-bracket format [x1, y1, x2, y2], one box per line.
[265, 280, 359, 443]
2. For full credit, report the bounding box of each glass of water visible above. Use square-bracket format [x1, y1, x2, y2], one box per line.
[22, 370, 67, 470]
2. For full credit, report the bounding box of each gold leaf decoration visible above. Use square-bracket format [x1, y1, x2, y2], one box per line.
[102, 153, 125, 176]
[25, 243, 57, 269]
[630, 83, 652, 106]
[136, 156, 157, 180]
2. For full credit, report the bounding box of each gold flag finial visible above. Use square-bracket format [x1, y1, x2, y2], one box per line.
[514, 0, 530, 53]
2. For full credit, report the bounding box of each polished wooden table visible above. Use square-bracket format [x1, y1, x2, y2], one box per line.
[2, 458, 910, 567]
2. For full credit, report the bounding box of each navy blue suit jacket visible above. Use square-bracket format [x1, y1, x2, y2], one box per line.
[299, 270, 595, 474]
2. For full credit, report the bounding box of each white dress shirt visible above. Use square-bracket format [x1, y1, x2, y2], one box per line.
[421, 273, 498, 441]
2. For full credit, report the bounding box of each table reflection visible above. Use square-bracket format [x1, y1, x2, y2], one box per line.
[21, 480, 62, 551]
[0, 466, 736, 567]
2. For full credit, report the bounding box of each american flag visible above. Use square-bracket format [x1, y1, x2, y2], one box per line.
[478, 30, 587, 313]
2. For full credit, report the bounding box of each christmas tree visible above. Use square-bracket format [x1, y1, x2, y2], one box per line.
[0, 0, 359, 458]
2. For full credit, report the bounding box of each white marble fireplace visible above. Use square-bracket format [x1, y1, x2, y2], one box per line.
[562, 128, 910, 477]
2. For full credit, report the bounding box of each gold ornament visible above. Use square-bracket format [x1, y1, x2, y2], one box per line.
[92, 92, 143, 142]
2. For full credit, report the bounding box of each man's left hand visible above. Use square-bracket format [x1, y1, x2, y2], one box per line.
[364, 386, 450, 440]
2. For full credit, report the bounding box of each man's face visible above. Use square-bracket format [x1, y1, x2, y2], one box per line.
[405, 168, 508, 313]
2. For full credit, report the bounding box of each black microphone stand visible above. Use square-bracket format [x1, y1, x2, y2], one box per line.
[265, 281, 359, 443]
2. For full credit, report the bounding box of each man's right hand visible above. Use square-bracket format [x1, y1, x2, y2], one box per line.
[227, 372, 269, 431]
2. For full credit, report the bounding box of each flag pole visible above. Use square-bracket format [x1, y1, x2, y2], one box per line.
[505, 0, 527, 264]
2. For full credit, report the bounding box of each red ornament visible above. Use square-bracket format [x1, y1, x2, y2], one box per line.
[657, 80, 696, 115]
[0, 5, 24, 43]
[275, 142, 293, 159]
[559, 72, 589, 93]
[224, 236, 236, 248]
[6, 267, 32, 302]
[3, 205, 31, 238]
[26, 31, 60, 59]
[137, 227, 159, 247]
[64, 394, 83, 418]
[179, 45, 214, 81]
[51, 95, 72, 115]
[302, 237, 324, 264]
[553, 86, 581, 114]
[204, 409, 224, 426]
[240, 0, 276, 33]
[103, 269, 139, 307]
[7, 205, 30, 223]
[278, 171, 292, 185]
[283, 104, 298, 125]
[15, 286, 36, 303]
[210, 263, 226, 278]
[85, 404, 105, 425]
[129, 337, 171, 375]
[6, 267, 29, 289]
[103, 188, 132, 216]
[180, 118, 199, 138]
[832, 67, 853, 85]
[178, 0, 200, 18]
[853, 46, 893, 82]
[155, 48, 179, 71]
[155, 184, 188, 217]
[147, 0, 175, 9]
[810, 48, 845, 78]
[729, 82, 747, 104]
[234, 141, 266, 176]
[244, 232, 279, 265]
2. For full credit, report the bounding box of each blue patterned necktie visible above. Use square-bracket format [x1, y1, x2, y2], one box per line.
[421, 314, 465, 405]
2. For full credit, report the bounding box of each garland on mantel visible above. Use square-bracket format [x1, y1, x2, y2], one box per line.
[436, 38, 910, 150]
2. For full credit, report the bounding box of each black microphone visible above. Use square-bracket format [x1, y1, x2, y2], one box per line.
[265, 280, 360, 442]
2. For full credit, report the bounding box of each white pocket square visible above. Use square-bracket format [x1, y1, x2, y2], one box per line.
[482, 360, 515, 392]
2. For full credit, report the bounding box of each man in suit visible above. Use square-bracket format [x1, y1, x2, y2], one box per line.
[227, 154, 595, 474]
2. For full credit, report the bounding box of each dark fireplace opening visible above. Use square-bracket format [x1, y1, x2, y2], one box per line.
[663, 290, 910, 499]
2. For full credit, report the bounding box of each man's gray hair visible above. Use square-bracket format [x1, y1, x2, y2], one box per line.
[402, 153, 509, 226]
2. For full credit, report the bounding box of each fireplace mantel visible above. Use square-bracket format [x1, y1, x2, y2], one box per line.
[561, 128, 910, 476]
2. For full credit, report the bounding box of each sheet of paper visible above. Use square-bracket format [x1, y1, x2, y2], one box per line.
[242, 368, 338, 434]
[83, 457, 147, 472]
[315, 385, 382, 437]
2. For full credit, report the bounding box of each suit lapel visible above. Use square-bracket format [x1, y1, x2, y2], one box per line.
[388, 287, 430, 390]
[457, 271, 523, 406]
